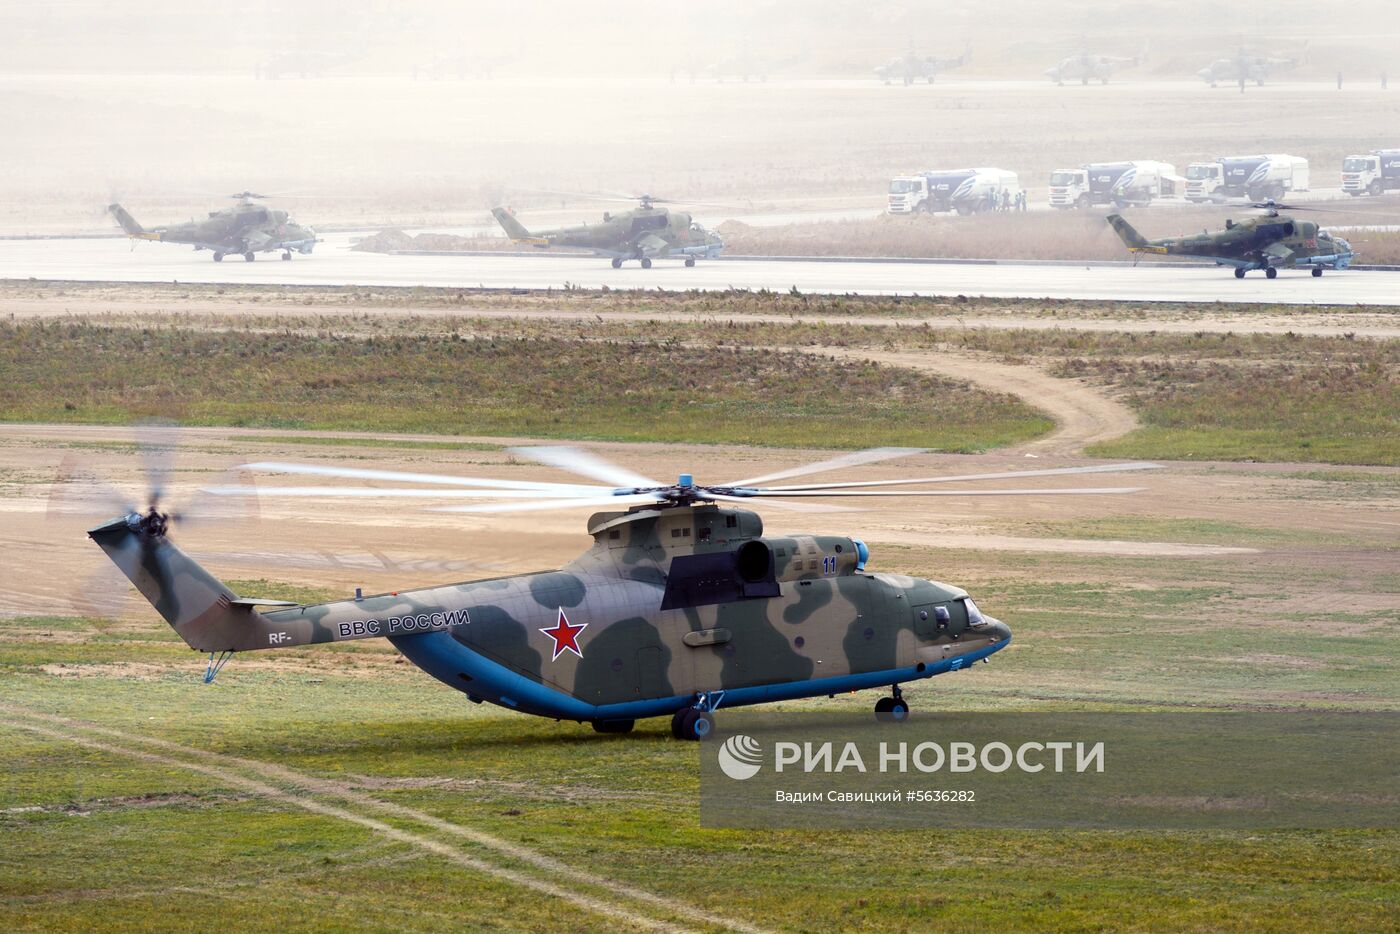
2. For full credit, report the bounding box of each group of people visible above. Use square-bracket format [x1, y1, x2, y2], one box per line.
[988, 189, 1029, 212]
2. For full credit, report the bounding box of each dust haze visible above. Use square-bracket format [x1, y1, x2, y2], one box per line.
[2, 1, 1398, 233]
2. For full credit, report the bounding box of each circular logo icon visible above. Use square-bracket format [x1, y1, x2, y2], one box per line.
[717, 734, 763, 781]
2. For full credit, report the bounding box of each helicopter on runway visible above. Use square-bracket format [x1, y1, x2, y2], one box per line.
[492, 194, 724, 268]
[1107, 200, 1355, 278]
[1045, 40, 1147, 85]
[78, 439, 1157, 740]
[108, 192, 319, 262]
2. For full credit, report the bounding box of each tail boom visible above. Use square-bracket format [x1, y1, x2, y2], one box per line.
[1105, 213, 1165, 253]
[491, 207, 547, 245]
[89, 515, 466, 653]
[107, 204, 161, 241]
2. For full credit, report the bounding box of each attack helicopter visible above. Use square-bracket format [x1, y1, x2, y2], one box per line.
[874, 43, 969, 85]
[108, 192, 319, 262]
[492, 194, 724, 268]
[1045, 41, 1147, 85]
[1197, 42, 1305, 88]
[81, 440, 1158, 740]
[1107, 201, 1355, 278]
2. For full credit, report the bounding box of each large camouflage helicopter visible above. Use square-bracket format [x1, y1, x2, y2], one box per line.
[492, 195, 724, 268]
[874, 42, 969, 85]
[80, 441, 1156, 740]
[1045, 41, 1147, 85]
[108, 193, 319, 262]
[1107, 201, 1355, 278]
[1197, 42, 1305, 89]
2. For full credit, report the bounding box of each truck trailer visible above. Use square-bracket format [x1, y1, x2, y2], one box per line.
[1185, 154, 1309, 202]
[1047, 160, 1181, 209]
[887, 168, 1020, 215]
[1341, 149, 1400, 196]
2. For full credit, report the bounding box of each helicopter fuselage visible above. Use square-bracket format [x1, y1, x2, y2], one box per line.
[91, 504, 1009, 725]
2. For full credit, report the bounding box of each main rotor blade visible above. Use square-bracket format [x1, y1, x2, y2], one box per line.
[432, 493, 665, 514]
[725, 447, 925, 487]
[762, 462, 1162, 492]
[240, 461, 608, 493]
[204, 485, 602, 499]
[508, 446, 662, 489]
[136, 419, 180, 509]
[741, 487, 1148, 497]
[708, 493, 859, 513]
[47, 457, 137, 519]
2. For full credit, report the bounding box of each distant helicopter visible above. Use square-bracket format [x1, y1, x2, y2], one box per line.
[108, 193, 319, 262]
[874, 42, 969, 85]
[1045, 41, 1147, 85]
[1107, 201, 1355, 278]
[492, 195, 724, 268]
[80, 439, 1158, 740]
[1197, 42, 1305, 88]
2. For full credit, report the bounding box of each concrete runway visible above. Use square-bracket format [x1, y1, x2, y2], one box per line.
[2, 234, 1396, 305]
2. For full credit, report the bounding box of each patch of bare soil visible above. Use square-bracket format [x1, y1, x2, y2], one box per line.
[819, 346, 1139, 455]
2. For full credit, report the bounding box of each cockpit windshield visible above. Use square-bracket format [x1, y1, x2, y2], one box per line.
[1186, 165, 1216, 180]
[1049, 172, 1079, 186]
[888, 179, 918, 194]
[1343, 157, 1373, 172]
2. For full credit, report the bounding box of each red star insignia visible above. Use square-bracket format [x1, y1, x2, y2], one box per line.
[540, 607, 588, 661]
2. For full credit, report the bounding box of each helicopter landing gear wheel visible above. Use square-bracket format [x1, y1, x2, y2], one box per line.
[212, 252, 224, 262]
[243, 251, 255, 262]
[874, 689, 910, 724]
[671, 708, 715, 741]
[592, 719, 635, 735]
[640, 257, 652, 269]
[1265, 267, 1278, 279]
[1312, 266, 1323, 277]
[684, 257, 695, 267]
[281, 251, 292, 261]
[1234, 267, 1247, 279]
[610, 257, 622, 269]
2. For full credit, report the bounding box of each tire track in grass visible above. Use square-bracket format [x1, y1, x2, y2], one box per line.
[5, 709, 769, 934]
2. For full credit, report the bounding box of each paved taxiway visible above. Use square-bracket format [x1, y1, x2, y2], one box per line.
[2, 235, 1396, 305]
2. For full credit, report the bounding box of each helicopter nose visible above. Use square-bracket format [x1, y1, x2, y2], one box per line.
[980, 615, 1012, 648]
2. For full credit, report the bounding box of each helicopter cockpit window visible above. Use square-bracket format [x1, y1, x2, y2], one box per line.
[631, 215, 667, 233]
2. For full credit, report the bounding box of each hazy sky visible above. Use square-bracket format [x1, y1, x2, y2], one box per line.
[2, 2, 1393, 77]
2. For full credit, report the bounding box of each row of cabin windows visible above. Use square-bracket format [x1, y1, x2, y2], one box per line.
[606, 513, 739, 543]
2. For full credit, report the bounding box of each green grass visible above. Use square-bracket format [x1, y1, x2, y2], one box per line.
[2, 532, 1399, 931]
[0, 322, 1051, 452]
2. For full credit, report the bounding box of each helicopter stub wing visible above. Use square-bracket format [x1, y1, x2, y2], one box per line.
[635, 233, 672, 258]
[1262, 241, 1296, 266]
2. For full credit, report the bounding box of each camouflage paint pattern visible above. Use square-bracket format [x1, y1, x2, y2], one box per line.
[1106, 212, 1355, 273]
[108, 200, 318, 258]
[91, 504, 1010, 717]
[491, 205, 723, 262]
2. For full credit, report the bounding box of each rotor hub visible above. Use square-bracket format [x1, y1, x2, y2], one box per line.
[131, 508, 169, 538]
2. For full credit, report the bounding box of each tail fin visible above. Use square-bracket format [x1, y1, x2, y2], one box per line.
[1106, 214, 1150, 250]
[107, 204, 147, 237]
[88, 517, 293, 652]
[491, 206, 533, 241]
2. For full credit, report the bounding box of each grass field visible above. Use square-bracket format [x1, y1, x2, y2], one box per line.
[0, 321, 1051, 452]
[3, 504, 1397, 932]
[5, 286, 1397, 465]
